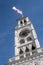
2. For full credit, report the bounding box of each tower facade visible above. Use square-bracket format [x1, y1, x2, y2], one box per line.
[5, 16, 43, 65]
[14, 16, 40, 60]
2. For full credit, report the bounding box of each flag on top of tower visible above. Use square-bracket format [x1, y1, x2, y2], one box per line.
[12, 6, 23, 17]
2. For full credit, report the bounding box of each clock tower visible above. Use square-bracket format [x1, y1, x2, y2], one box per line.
[14, 16, 41, 60]
[5, 16, 43, 65]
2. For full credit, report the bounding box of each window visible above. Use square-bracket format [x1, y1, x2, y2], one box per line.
[27, 37, 32, 42]
[19, 49, 23, 54]
[20, 21, 23, 25]
[32, 44, 37, 54]
[25, 47, 29, 52]
[32, 44, 36, 50]
[19, 39, 25, 44]
[25, 47, 30, 56]
[19, 49, 24, 58]
[24, 19, 27, 25]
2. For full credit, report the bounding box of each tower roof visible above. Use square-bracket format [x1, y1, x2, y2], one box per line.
[17, 16, 28, 22]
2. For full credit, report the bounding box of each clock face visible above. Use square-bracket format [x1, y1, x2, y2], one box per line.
[19, 28, 30, 37]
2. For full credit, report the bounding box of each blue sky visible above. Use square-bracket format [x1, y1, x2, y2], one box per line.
[0, 0, 43, 65]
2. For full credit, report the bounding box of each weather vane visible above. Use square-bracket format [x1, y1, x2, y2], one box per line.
[12, 6, 23, 17]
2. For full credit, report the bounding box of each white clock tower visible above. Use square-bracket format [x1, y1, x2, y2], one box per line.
[14, 16, 41, 59]
[5, 16, 43, 65]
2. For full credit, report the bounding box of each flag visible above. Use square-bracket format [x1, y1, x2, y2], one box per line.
[12, 6, 23, 16]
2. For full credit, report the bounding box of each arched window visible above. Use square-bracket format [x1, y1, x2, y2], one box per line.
[20, 21, 23, 26]
[19, 49, 24, 58]
[32, 44, 36, 50]
[25, 47, 30, 57]
[32, 44, 37, 54]
[24, 19, 27, 25]
[27, 37, 32, 42]
[19, 39, 25, 44]
[19, 49, 23, 54]
[25, 47, 29, 52]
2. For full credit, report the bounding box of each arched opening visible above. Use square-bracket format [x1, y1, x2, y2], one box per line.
[32, 44, 36, 50]
[25, 47, 30, 57]
[32, 44, 37, 54]
[19, 49, 23, 54]
[24, 19, 27, 25]
[19, 39, 25, 44]
[27, 37, 32, 42]
[19, 49, 24, 58]
[20, 21, 23, 26]
[25, 47, 29, 52]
